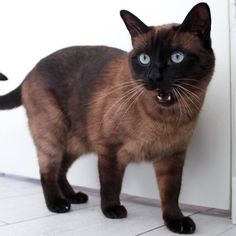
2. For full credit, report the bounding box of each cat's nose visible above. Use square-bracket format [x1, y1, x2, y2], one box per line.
[148, 67, 163, 85]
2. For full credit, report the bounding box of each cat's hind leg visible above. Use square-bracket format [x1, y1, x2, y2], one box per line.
[24, 85, 71, 213]
[33, 122, 71, 213]
[33, 127, 71, 213]
[39, 155, 71, 213]
[58, 154, 88, 204]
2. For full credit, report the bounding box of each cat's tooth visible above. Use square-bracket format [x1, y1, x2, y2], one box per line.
[167, 95, 171, 101]
[157, 95, 163, 101]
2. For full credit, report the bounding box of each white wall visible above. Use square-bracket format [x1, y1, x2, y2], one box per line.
[0, 0, 231, 210]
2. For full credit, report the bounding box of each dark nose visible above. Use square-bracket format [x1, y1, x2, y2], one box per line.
[148, 67, 163, 85]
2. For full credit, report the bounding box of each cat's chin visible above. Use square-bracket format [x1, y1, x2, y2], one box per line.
[156, 89, 176, 107]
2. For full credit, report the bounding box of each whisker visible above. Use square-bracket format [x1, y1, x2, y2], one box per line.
[116, 87, 145, 129]
[175, 86, 195, 118]
[180, 89, 201, 108]
[172, 88, 183, 124]
[85, 80, 144, 107]
[174, 84, 202, 105]
[174, 87, 191, 117]
[177, 81, 206, 93]
[103, 84, 144, 120]
[114, 84, 144, 114]
[96, 81, 140, 98]
[175, 85, 200, 116]
[176, 78, 200, 83]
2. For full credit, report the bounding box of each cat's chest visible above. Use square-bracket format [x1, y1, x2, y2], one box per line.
[90, 91, 196, 162]
[117, 120, 194, 164]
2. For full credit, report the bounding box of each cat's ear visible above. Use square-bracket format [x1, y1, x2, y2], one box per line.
[179, 3, 211, 42]
[120, 10, 150, 40]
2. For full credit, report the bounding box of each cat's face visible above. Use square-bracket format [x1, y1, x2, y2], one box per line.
[121, 3, 215, 107]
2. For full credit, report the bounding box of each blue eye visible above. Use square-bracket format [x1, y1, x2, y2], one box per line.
[139, 53, 150, 65]
[171, 51, 184, 63]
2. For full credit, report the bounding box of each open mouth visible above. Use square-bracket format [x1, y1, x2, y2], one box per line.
[156, 89, 175, 106]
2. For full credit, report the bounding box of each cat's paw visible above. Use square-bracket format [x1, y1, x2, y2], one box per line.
[102, 205, 127, 219]
[68, 192, 88, 204]
[47, 198, 71, 213]
[165, 216, 196, 234]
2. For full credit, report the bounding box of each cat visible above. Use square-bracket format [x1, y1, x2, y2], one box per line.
[0, 3, 215, 234]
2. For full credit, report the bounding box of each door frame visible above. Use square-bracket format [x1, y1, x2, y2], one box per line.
[230, 0, 236, 224]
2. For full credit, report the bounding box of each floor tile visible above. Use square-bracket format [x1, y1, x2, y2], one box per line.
[0, 179, 42, 199]
[218, 226, 236, 235]
[0, 176, 234, 236]
[0, 192, 99, 224]
[0, 200, 164, 236]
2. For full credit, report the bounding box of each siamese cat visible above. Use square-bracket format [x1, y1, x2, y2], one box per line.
[0, 3, 215, 234]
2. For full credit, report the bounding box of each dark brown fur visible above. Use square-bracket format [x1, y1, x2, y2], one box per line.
[0, 3, 215, 234]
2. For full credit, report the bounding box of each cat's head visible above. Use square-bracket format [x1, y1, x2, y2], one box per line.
[120, 3, 215, 108]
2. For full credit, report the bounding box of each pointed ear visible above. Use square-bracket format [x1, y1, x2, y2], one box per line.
[179, 3, 211, 42]
[120, 10, 150, 39]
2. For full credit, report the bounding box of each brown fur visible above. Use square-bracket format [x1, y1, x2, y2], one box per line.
[0, 3, 215, 234]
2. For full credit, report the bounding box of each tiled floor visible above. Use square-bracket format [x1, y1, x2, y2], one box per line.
[0, 175, 235, 236]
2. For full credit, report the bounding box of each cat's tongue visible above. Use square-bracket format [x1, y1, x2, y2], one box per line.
[156, 89, 174, 105]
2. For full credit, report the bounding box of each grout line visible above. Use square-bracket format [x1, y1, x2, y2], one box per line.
[0, 203, 100, 227]
[0, 214, 55, 227]
[0, 220, 8, 225]
[0, 173, 40, 183]
[135, 225, 165, 236]
[216, 225, 235, 236]
[0, 191, 43, 200]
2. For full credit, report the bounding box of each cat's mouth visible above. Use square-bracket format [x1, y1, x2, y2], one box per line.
[156, 89, 176, 106]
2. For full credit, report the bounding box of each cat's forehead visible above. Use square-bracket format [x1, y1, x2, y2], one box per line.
[154, 23, 179, 32]
[133, 23, 202, 52]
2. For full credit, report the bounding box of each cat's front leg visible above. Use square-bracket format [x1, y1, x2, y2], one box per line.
[153, 151, 196, 234]
[98, 153, 127, 219]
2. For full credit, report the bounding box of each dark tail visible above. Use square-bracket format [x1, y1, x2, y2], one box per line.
[0, 84, 22, 110]
[0, 73, 8, 81]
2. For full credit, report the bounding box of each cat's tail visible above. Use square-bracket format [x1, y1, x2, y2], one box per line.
[0, 73, 8, 81]
[0, 82, 22, 110]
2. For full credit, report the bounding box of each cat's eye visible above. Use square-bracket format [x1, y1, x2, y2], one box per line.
[138, 53, 150, 65]
[170, 51, 184, 63]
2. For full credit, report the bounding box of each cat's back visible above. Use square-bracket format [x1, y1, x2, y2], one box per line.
[36, 45, 126, 79]
[22, 45, 127, 107]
